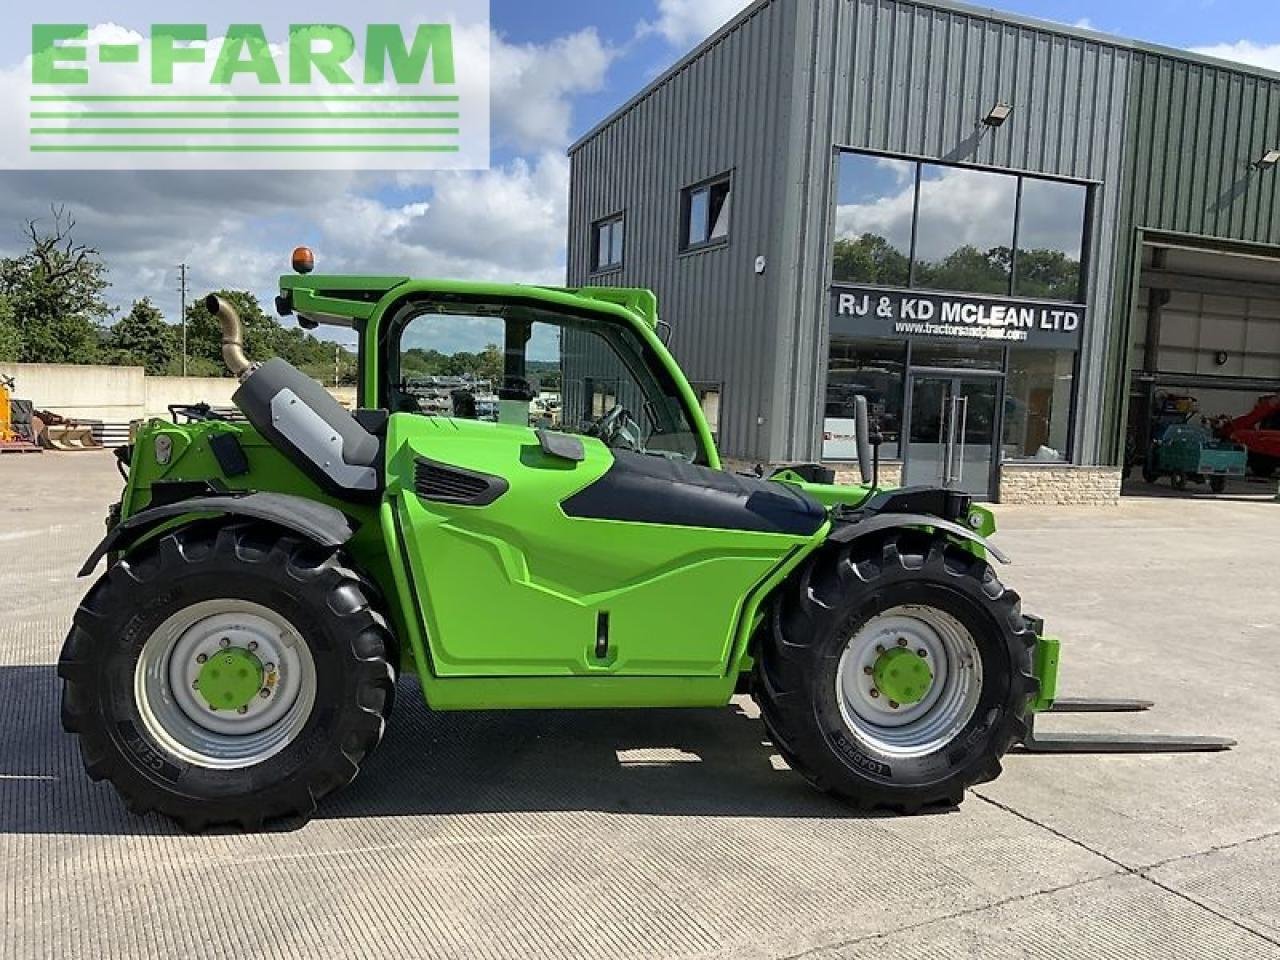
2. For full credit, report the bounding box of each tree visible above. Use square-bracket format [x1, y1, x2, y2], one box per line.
[833, 234, 911, 287]
[0, 207, 111, 363]
[0, 295, 18, 363]
[914, 245, 1010, 295]
[108, 298, 176, 374]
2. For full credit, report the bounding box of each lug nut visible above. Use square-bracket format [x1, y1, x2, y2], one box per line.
[265, 663, 276, 673]
[259, 688, 271, 699]
[219, 637, 230, 648]
[889, 700, 900, 709]
[196, 653, 208, 664]
[863, 666, 873, 676]
[191, 681, 200, 690]
[897, 638, 909, 647]
[917, 649, 928, 658]
[870, 688, 880, 699]
[248, 641, 258, 652]
[208, 704, 218, 712]
[875, 645, 886, 655]
[237, 706, 249, 715]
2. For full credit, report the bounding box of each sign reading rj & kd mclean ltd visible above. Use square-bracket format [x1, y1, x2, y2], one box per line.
[830, 286, 1086, 351]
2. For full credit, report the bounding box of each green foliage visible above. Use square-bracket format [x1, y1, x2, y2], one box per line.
[1014, 248, 1083, 302]
[107, 298, 176, 375]
[0, 295, 18, 363]
[915, 245, 1011, 295]
[183, 289, 356, 383]
[833, 233, 1081, 301]
[833, 234, 910, 287]
[0, 208, 111, 363]
[400, 343, 503, 382]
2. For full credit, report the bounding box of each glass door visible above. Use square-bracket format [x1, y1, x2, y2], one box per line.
[904, 373, 1002, 498]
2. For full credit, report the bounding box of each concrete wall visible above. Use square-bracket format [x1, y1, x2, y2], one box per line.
[1, 363, 146, 422]
[1, 363, 356, 423]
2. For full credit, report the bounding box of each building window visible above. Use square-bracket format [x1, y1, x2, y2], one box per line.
[592, 215, 624, 273]
[832, 151, 1090, 304]
[1015, 179, 1089, 302]
[825, 338, 906, 459]
[832, 154, 914, 287]
[1003, 349, 1076, 461]
[914, 165, 1017, 296]
[681, 174, 731, 251]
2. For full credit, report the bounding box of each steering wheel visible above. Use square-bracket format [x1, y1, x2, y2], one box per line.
[590, 404, 643, 451]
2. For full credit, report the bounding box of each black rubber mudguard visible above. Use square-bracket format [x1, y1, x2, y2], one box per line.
[829, 512, 1011, 565]
[79, 492, 358, 577]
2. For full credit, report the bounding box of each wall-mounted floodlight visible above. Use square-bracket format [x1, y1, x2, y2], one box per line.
[1257, 149, 1280, 170]
[983, 102, 1014, 127]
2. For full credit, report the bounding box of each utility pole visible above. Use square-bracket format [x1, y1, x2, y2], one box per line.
[177, 263, 189, 377]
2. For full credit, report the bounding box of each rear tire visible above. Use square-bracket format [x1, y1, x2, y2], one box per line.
[59, 522, 397, 831]
[1248, 453, 1277, 479]
[1209, 476, 1227, 494]
[752, 531, 1036, 813]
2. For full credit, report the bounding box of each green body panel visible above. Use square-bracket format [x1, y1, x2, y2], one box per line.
[1031, 635, 1062, 713]
[385, 413, 821, 679]
[109, 275, 1058, 713]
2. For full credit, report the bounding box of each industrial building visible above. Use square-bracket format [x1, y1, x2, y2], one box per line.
[567, 0, 1280, 502]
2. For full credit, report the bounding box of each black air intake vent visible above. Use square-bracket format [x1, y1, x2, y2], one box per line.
[414, 458, 508, 507]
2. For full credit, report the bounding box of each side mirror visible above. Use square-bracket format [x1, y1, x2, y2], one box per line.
[854, 395, 873, 486]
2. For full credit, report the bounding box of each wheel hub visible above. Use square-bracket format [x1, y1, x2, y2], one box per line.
[872, 647, 933, 706]
[134, 600, 316, 770]
[835, 605, 984, 757]
[195, 647, 265, 713]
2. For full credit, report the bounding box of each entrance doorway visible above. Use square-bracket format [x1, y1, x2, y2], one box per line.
[903, 371, 1003, 498]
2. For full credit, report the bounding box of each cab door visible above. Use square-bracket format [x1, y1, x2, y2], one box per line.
[382, 301, 822, 679]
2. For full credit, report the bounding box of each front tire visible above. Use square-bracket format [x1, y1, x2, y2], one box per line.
[59, 523, 397, 831]
[753, 531, 1036, 813]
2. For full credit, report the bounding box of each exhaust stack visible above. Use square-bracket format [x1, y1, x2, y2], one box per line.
[205, 294, 254, 380]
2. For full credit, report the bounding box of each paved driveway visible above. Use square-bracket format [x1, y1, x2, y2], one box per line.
[2, 452, 1276, 959]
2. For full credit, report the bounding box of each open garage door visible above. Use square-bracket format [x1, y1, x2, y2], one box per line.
[1127, 241, 1280, 498]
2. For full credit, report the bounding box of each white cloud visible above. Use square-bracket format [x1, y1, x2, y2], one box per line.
[836, 165, 1083, 263]
[638, 0, 755, 50]
[1189, 40, 1280, 73]
[491, 29, 616, 153]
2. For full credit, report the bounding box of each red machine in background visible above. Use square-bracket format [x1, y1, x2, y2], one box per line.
[1217, 394, 1280, 478]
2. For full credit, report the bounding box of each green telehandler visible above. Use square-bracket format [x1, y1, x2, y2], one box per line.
[59, 251, 1233, 831]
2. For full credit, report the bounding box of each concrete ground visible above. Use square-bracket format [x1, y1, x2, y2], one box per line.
[1, 451, 1277, 960]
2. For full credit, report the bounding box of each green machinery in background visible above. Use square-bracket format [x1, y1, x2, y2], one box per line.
[1143, 393, 1248, 493]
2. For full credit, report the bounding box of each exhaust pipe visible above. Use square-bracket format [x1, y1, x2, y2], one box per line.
[205, 294, 254, 380]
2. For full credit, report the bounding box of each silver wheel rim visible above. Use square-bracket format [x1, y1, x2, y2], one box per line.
[134, 599, 317, 770]
[835, 604, 983, 758]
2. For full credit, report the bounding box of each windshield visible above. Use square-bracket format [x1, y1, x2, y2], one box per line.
[387, 301, 704, 463]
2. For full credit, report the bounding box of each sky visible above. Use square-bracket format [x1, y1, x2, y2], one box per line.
[0, 0, 1277, 336]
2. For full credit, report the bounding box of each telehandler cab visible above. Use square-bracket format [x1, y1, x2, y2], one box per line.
[60, 250, 1233, 831]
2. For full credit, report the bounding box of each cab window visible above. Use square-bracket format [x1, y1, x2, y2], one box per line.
[388, 303, 705, 463]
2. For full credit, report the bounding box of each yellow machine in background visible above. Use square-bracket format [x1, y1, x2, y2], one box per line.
[0, 374, 42, 453]
[0, 375, 15, 442]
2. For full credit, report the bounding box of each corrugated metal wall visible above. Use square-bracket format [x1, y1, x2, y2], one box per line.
[1104, 54, 1280, 458]
[567, 0, 800, 460]
[777, 0, 1132, 464]
[569, 0, 1280, 465]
